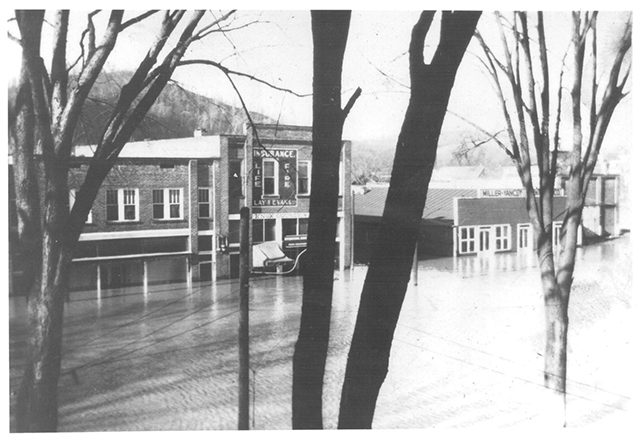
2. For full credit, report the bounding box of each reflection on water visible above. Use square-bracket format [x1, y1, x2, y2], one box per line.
[8, 235, 631, 431]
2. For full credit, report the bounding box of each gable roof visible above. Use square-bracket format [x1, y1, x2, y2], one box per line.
[355, 187, 476, 225]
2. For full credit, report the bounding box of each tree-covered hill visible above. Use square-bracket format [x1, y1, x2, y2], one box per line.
[9, 70, 277, 146]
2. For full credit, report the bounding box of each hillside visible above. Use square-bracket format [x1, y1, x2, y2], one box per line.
[9, 70, 277, 146]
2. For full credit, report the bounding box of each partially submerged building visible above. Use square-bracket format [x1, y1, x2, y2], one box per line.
[353, 173, 619, 262]
[9, 124, 353, 293]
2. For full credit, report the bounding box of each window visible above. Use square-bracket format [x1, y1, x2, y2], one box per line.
[69, 189, 92, 223]
[263, 159, 278, 196]
[283, 218, 309, 238]
[298, 161, 310, 195]
[339, 159, 344, 196]
[553, 221, 563, 246]
[478, 226, 491, 252]
[253, 218, 276, 243]
[152, 188, 183, 220]
[458, 226, 476, 254]
[106, 188, 139, 222]
[198, 188, 212, 218]
[517, 223, 532, 250]
[494, 224, 511, 251]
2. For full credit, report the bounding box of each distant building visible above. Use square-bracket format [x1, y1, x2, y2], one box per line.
[9, 124, 352, 294]
[353, 175, 622, 261]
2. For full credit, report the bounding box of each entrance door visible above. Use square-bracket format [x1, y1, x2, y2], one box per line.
[478, 226, 492, 253]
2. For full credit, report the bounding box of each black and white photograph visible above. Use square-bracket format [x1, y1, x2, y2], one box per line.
[5, 4, 635, 432]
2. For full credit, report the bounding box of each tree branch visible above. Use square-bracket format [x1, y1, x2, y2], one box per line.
[177, 59, 309, 97]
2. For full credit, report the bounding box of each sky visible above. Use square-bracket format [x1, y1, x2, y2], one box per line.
[4, 6, 634, 160]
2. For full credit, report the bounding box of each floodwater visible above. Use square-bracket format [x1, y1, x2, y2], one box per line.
[8, 235, 634, 430]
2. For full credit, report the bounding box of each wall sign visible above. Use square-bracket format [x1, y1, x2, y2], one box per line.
[253, 148, 297, 207]
[478, 188, 564, 198]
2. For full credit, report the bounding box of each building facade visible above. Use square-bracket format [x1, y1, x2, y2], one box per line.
[10, 123, 352, 294]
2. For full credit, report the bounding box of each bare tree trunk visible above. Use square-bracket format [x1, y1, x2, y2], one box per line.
[11, 10, 210, 431]
[338, 11, 481, 429]
[16, 190, 76, 431]
[292, 10, 352, 429]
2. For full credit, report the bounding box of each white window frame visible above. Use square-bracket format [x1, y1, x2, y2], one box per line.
[262, 159, 279, 196]
[478, 226, 492, 252]
[198, 188, 212, 218]
[106, 188, 139, 222]
[339, 159, 344, 196]
[517, 223, 532, 250]
[152, 188, 183, 220]
[458, 226, 476, 254]
[494, 224, 511, 252]
[69, 189, 92, 223]
[297, 161, 311, 196]
[552, 221, 563, 247]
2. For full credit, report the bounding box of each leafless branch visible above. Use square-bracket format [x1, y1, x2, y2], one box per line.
[119, 10, 159, 31]
[342, 87, 362, 118]
[178, 59, 308, 97]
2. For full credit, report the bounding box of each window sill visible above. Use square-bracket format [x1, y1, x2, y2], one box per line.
[106, 220, 143, 224]
[152, 218, 187, 223]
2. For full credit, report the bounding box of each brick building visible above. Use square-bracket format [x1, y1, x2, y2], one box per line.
[10, 123, 352, 293]
[353, 183, 618, 261]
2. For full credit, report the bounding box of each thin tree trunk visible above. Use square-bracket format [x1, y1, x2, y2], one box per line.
[292, 10, 351, 429]
[338, 11, 481, 429]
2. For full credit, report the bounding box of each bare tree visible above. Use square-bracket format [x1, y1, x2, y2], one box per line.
[9, 9, 236, 431]
[292, 10, 360, 429]
[338, 11, 481, 428]
[475, 11, 631, 422]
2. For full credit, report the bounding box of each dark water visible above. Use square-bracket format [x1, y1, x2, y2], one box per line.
[8, 235, 633, 430]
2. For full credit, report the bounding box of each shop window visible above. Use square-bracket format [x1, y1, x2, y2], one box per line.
[69, 189, 92, 223]
[106, 188, 139, 221]
[298, 161, 311, 195]
[198, 188, 212, 218]
[263, 159, 278, 196]
[458, 226, 476, 254]
[253, 218, 276, 243]
[494, 224, 511, 251]
[152, 188, 183, 220]
[283, 218, 309, 238]
[517, 223, 532, 250]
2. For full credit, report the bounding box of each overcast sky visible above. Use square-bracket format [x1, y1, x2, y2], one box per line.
[5, 6, 633, 160]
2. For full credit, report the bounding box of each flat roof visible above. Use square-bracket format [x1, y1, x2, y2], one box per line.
[73, 136, 221, 159]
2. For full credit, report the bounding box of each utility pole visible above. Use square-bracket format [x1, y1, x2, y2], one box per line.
[238, 207, 250, 429]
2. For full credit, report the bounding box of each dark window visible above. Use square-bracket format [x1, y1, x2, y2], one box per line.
[106, 190, 118, 221]
[228, 220, 240, 244]
[198, 235, 212, 251]
[263, 160, 276, 195]
[152, 189, 164, 219]
[198, 188, 211, 218]
[298, 161, 310, 195]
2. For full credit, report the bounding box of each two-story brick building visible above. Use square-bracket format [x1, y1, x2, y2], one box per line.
[10, 123, 352, 293]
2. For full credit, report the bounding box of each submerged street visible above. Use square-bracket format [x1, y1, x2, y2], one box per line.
[9, 235, 633, 430]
